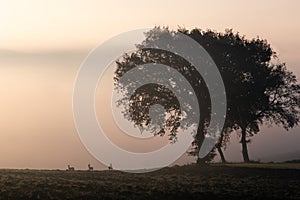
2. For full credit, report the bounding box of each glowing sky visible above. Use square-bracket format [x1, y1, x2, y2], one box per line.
[0, 0, 299, 169]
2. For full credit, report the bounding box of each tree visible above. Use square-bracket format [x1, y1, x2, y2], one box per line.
[114, 27, 212, 163]
[114, 27, 300, 163]
[182, 28, 300, 162]
[233, 62, 300, 162]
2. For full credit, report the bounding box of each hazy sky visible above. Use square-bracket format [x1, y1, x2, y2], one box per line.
[0, 0, 299, 169]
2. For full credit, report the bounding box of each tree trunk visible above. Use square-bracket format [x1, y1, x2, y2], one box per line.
[241, 127, 250, 162]
[217, 146, 226, 163]
[216, 132, 226, 163]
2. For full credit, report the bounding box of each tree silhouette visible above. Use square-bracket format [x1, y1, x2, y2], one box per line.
[114, 27, 300, 163]
[114, 28, 211, 147]
[192, 29, 300, 162]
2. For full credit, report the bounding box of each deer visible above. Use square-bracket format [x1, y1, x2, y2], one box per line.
[108, 163, 113, 171]
[67, 165, 75, 171]
[88, 163, 93, 171]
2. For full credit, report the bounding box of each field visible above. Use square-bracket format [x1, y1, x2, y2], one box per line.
[0, 163, 299, 200]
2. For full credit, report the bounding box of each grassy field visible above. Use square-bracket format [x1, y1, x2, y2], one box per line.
[0, 163, 299, 200]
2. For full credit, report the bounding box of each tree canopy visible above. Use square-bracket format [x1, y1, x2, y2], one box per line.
[114, 27, 300, 163]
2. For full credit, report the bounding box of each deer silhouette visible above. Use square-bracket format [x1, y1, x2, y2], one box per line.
[67, 165, 75, 171]
[108, 163, 113, 171]
[88, 163, 93, 171]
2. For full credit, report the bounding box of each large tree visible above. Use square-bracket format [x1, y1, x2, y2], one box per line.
[114, 27, 300, 163]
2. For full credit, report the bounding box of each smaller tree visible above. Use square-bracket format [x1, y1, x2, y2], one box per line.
[185, 29, 300, 162]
